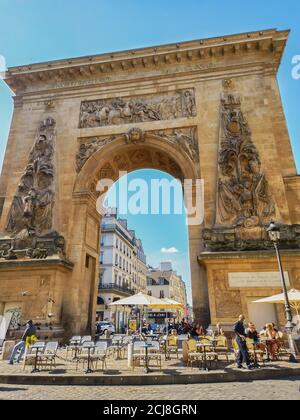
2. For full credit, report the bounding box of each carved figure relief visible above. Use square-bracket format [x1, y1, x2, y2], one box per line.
[76, 136, 116, 173]
[1, 118, 65, 260]
[203, 94, 300, 252]
[6, 118, 56, 236]
[216, 94, 275, 228]
[79, 89, 196, 128]
[153, 127, 199, 164]
[76, 127, 199, 174]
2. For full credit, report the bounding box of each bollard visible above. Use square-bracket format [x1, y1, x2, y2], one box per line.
[128, 341, 133, 368]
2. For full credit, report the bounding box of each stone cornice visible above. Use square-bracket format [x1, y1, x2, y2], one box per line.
[4, 29, 289, 94]
[198, 249, 300, 264]
[0, 257, 74, 270]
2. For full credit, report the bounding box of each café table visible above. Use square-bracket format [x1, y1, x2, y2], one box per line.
[83, 343, 95, 374]
[196, 342, 215, 371]
[71, 339, 81, 360]
[140, 343, 154, 373]
[31, 343, 46, 374]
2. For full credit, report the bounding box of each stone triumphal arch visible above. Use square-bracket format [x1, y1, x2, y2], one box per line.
[1, 29, 300, 336]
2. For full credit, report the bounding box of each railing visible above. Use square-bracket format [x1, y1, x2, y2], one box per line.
[98, 283, 135, 295]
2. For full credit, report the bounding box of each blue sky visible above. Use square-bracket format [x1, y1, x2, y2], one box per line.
[104, 170, 192, 301]
[0, 0, 300, 304]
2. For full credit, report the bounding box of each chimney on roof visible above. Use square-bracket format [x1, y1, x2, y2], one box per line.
[160, 262, 173, 272]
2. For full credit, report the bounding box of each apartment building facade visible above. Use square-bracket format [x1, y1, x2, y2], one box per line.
[97, 209, 147, 331]
[147, 262, 188, 320]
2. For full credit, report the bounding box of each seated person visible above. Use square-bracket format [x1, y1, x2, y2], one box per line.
[190, 323, 205, 339]
[141, 321, 149, 335]
[262, 323, 280, 361]
[246, 323, 260, 342]
[246, 323, 266, 358]
[215, 323, 225, 337]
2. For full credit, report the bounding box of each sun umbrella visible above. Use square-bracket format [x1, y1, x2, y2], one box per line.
[253, 289, 300, 322]
[149, 298, 183, 309]
[109, 292, 164, 334]
[108, 292, 163, 307]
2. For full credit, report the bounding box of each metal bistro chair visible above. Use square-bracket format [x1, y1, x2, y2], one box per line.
[109, 335, 124, 359]
[76, 341, 95, 371]
[147, 341, 162, 370]
[24, 341, 46, 371]
[81, 336, 92, 344]
[120, 336, 132, 358]
[276, 332, 293, 361]
[90, 341, 108, 371]
[132, 341, 147, 371]
[197, 337, 219, 370]
[187, 339, 203, 368]
[166, 334, 179, 359]
[246, 339, 265, 366]
[66, 336, 82, 359]
[215, 335, 231, 362]
[38, 341, 59, 371]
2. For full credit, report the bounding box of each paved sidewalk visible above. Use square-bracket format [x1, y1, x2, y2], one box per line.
[0, 377, 299, 400]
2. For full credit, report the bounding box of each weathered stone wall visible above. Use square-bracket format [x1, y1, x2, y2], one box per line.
[0, 29, 299, 333]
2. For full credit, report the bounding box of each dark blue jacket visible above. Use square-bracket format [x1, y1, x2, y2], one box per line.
[233, 321, 247, 338]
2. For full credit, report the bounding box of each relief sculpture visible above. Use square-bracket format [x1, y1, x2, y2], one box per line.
[79, 89, 196, 128]
[153, 127, 199, 164]
[203, 94, 300, 252]
[217, 94, 275, 228]
[76, 127, 199, 173]
[0, 118, 65, 260]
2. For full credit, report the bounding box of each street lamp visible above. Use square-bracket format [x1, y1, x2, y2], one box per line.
[267, 221, 298, 363]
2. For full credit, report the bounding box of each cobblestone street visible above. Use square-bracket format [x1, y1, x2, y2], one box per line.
[0, 377, 299, 400]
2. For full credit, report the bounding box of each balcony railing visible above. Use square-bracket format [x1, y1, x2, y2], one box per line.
[99, 282, 135, 295]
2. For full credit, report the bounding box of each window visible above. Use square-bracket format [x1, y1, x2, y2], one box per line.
[115, 254, 118, 266]
[100, 252, 104, 265]
[160, 290, 165, 299]
[119, 256, 122, 268]
[116, 237, 119, 249]
[97, 296, 105, 305]
[148, 291, 152, 296]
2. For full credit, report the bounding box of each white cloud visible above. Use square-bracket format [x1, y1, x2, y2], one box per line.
[161, 247, 179, 254]
[0, 55, 7, 79]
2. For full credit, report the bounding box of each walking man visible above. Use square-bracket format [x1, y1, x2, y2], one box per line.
[234, 315, 253, 370]
[8, 320, 37, 365]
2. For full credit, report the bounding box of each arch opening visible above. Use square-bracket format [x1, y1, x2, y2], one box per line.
[68, 135, 209, 335]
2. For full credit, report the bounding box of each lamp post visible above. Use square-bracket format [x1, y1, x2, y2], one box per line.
[266, 221, 298, 363]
